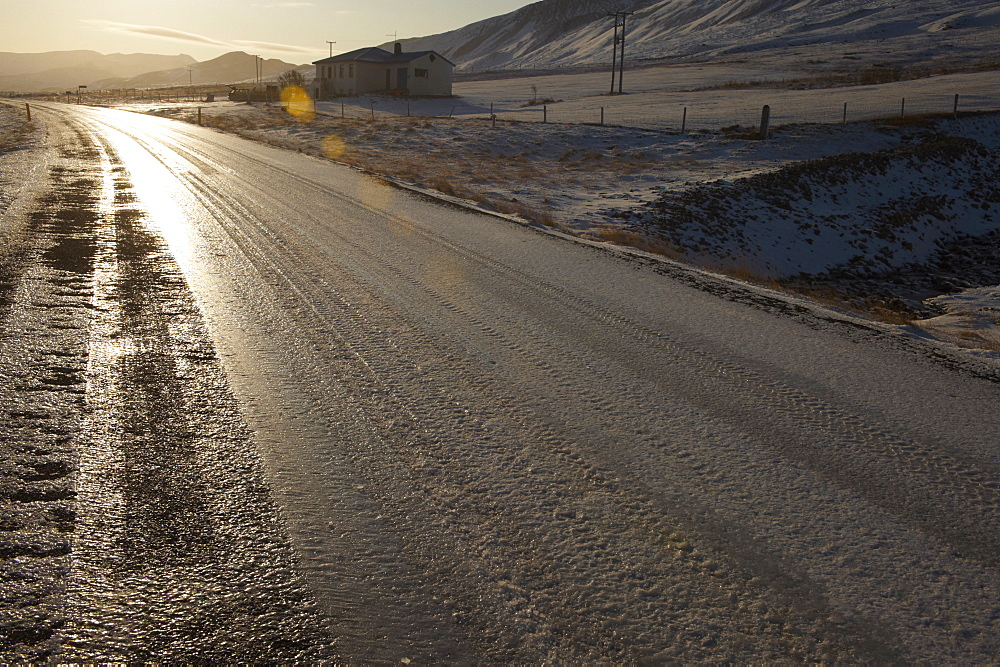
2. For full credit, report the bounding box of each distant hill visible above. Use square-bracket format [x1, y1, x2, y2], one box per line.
[95, 52, 301, 89]
[0, 50, 299, 93]
[392, 0, 1000, 72]
[0, 51, 196, 92]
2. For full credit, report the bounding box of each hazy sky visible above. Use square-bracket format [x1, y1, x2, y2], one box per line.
[0, 0, 536, 63]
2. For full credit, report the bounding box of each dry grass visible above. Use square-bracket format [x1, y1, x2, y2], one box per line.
[778, 282, 918, 326]
[199, 114, 259, 132]
[954, 329, 1000, 350]
[916, 317, 1000, 353]
[490, 198, 558, 227]
[594, 227, 681, 258]
[718, 261, 784, 292]
[862, 299, 916, 326]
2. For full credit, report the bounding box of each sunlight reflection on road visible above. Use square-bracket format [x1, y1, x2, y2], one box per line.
[90, 111, 201, 272]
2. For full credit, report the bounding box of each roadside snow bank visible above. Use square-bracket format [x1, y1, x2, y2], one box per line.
[633, 133, 999, 278]
[916, 286, 1000, 351]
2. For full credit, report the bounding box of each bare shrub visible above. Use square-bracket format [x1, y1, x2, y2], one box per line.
[523, 84, 556, 107]
[277, 69, 307, 89]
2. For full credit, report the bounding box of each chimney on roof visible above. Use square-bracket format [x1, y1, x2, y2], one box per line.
[394, 42, 402, 56]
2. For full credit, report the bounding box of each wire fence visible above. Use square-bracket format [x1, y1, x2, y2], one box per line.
[318, 85, 1000, 134]
[468, 91, 1000, 132]
[16, 79, 1000, 135]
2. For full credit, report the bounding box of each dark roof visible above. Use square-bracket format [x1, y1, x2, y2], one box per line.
[313, 47, 454, 67]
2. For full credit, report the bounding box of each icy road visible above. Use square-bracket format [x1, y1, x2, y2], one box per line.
[3, 103, 999, 661]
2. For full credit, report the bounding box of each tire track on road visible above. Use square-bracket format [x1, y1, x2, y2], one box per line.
[20, 106, 338, 662]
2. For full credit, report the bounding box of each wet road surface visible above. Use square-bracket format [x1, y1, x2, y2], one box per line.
[2, 102, 999, 661]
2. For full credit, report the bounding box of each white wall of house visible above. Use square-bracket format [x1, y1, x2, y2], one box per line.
[357, 63, 387, 95]
[316, 62, 358, 96]
[395, 53, 453, 96]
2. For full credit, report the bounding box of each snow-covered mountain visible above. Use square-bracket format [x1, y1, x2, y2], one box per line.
[394, 0, 1000, 71]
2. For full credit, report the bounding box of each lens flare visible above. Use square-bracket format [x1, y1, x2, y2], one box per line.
[280, 85, 315, 123]
[322, 134, 347, 159]
[357, 176, 394, 211]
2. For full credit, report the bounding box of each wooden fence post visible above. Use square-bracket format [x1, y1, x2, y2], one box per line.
[601, 107, 604, 126]
[543, 105, 547, 123]
[843, 102, 847, 124]
[900, 98, 905, 118]
[25, 103, 31, 121]
[954, 94, 959, 115]
[681, 107, 687, 134]
[760, 104, 770, 139]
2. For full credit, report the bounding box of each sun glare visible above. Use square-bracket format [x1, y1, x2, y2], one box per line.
[281, 85, 316, 123]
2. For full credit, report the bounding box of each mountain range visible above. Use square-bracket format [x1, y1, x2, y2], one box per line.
[0, 50, 300, 93]
[394, 0, 1000, 72]
[0, 51, 195, 93]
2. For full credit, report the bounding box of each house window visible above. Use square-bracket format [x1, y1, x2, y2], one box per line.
[349, 64, 354, 78]
[415, 68, 429, 78]
[339, 64, 344, 78]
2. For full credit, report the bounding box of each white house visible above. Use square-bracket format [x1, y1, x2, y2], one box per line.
[313, 43, 454, 99]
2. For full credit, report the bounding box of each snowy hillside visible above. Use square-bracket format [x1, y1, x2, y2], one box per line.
[396, 0, 999, 71]
[633, 127, 1000, 280]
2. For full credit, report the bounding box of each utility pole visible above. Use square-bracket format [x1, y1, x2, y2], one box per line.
[618, 11, 633, 95]
[327, 40, 336, 57]
[608, 12, 620, 94]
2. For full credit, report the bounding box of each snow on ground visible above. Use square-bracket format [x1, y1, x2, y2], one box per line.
[918, 286, 1000, 352]
[465, 70, 1000, 130]
[0, 102, 45, 263]
[27, 64, 1000, 352]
